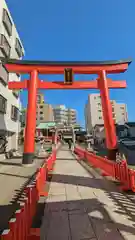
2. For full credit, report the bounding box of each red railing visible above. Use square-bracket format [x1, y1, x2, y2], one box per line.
[0, 144, 60, 240]
[74, 146, 135, 192]
[1, 184, 39, 240]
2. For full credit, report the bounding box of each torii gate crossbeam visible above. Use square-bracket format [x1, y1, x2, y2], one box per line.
[2, 58, 131, 164]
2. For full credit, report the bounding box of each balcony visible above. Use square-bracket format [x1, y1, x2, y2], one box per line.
[12, 90, 19, 98]
[0, 95, 7, 114]
[2, 9, 12, 36]
[0, 34, 11, 57]
[0, 63, 9, 85]
[15, 38, 23, 58]
[11, 105, 19, 121]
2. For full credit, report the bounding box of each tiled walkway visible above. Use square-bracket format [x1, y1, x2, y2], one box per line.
[41, 146, 135, 240]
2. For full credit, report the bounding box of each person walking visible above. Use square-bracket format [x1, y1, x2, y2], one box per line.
[67, 139, 72, 150]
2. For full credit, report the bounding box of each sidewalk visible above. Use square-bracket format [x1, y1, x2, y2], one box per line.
[40, 146, 135, 240]
[0, 156, 47, 233]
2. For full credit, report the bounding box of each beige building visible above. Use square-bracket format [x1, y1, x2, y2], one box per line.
[36, 93, 54, 124]
[85, 93, 128, 133]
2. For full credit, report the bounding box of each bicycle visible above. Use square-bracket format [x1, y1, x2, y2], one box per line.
[0, 135, 14, 159]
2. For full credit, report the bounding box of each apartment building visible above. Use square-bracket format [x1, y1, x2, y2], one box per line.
[53, 105, 77, 125]
[0, 0, 25, 151]
[67, 108, 77, 125]
[36, 93, 54, 124]
[53, 105, 68, 124]
[85, 93, 128, 133]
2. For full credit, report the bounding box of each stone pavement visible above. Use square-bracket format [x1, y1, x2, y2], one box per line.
[41, 146, 135, 240]
[0, 155, 47, 233]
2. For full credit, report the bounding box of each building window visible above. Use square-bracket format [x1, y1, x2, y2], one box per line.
[2, 9, 12, 36]
[0, 63, 9, 86]
[0, 34, 11, 57]
[40, 117, 43, 120]
[11, 105, 18, 121]
[112, 113, 115, 118]
[40, 111, 43, 114]
[12, 90, 19, 98]
[98, 109, 102, 112]
[37, 95, 41, 104]
[40, 105, 43, 108]
[15, 38, 23, 57]
[19, 114, 22, 123]
[0, 95, 7, 114]
[99, 116, 102, 120]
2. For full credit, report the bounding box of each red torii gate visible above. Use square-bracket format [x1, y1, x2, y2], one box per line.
[2, 58, 131, 164]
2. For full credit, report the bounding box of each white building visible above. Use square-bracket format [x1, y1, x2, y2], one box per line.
[0, 0, 25, 152]
[67, 108, 77, 126]
[53, 105, 77, 125]
[85, 93, 128, 133]
[53, 105, 68, 124]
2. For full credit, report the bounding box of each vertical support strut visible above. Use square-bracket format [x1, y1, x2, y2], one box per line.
[54, 128, 58, 145]
[22, 70, 38, 164]
[98, 70, 117, 160]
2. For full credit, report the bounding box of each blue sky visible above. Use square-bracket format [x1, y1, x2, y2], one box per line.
[7, 0, 135, 126]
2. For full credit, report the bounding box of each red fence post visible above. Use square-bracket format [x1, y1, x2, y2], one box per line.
[9, 218, 17, 240]
[15, 209, 22, 240]
[129, 169, 135, 192]
[1, 230, 12, 240]
[20, 202, 26, 240]
[74, 145, 135, 192]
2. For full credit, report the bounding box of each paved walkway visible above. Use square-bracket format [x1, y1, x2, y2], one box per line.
[41, 146, 135, 240]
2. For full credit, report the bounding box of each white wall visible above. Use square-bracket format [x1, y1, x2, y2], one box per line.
[0, 0, 25, 149]
[115, 103, 127, 124]
[0, 0, 25, 54]
[85, 94, 104, 132]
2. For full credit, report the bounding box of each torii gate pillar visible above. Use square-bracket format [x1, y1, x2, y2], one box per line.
[23, 70, 38, 164]
[98, 70, 117, 159]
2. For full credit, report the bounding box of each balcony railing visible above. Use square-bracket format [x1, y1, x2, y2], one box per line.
[0, 94, 7, 114]
[12, 90, 19, 98]
[2, 9, 12, 36]
[0, 34, 11, 57]
[0, 63, 9, 85]
[11, 105, 19, 121]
